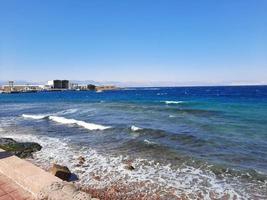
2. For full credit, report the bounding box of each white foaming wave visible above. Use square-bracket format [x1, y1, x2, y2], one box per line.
[162, 100, 184, 104]
[22, 114, 110, 130]
[144, 139, 156, 145]
[131, 125, 143, 132]
[48, 116, 110, 130]
[22, 114, 48, 120]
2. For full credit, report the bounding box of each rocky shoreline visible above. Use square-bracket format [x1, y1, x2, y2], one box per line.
[0, 137, 42, 158]
[0, 137, 101, 200]
[0, 137, 183, 199]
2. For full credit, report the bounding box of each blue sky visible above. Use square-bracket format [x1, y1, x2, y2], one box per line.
[0, 0, 267, 86]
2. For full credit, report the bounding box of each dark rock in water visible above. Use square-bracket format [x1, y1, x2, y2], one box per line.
[0, 138, 17, 145]
[124, 164, 135, 171]
[50, 164, 71, 181]
[78, 156, 86, 165]
[0, 137, 42, 158]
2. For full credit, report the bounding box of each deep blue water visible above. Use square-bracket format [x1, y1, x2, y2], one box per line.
[0, 86, 267, 199]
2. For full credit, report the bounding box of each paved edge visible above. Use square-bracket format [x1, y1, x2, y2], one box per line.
[0, 172, 34, 200]
[0, 148, 61, 198]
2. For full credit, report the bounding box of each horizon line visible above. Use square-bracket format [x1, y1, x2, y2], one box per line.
[0, 79, 266, 88]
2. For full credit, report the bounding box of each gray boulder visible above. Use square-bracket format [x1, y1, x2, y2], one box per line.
[49, 164, 72, 181]
[0, 137, 42, 158]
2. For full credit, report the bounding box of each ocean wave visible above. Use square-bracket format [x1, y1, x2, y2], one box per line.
[162, 100, 184, 104]
[143, 139, 157, 145]
[22, 114, 110, 130]
[22, 114, 48, 119]
[134, 128, 167, 139]
[156, 92, 167, 96]
[130, 125, 143, 132]
[48, 116, 110, 130]
[56, 108, 79, 115]
[170, 134, 207, 145]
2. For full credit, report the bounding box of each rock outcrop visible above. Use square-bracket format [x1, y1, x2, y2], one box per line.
[0, 137, 42, 158]
[49, 164, 72, 181]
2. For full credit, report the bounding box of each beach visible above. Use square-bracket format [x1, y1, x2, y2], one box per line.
[0, 86, 267, 199]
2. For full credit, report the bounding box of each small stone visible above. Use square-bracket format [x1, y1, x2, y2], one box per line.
[50, 164, 71, 181]
[47, 182, 64, 191]
[93, 175, 100, 181]
[124, 164, 135, 170]
[73, 191, 92, 200]
[78, 156, 86, 165]
[37, 190, 48, 200]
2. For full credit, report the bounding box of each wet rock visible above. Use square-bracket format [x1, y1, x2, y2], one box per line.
[0, 138, 17, 145]
[50, 164, 71, 181]
[124, 164, 135, 171]
[0, 137, 42, 158]
[78, 156, 86, 165]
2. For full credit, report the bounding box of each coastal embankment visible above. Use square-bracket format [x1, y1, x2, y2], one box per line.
[0, 138, 99, 200]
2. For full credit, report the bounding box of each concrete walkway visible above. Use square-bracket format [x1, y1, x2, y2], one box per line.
[0, 149, 61, 199]
[0, 173, 33, 200]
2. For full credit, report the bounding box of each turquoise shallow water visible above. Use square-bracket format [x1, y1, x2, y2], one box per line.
[0, 86, 267, 199]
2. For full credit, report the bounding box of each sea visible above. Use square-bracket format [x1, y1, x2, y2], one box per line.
[0, 86, 267, 199]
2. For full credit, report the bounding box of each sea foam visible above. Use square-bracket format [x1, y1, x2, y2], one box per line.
[22, 114, 110, 130]
[48, 116, 110, 130]
[131, 125, 143, 132]
[22, 114, 48, 120]
[162, 101, 183, 104]
[143, 139, 156, 145]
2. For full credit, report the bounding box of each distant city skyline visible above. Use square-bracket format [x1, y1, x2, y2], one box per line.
[0, 79, 266, 87]
[1, 0, 267, 86]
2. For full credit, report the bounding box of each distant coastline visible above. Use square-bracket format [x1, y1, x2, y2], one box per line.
[0, 80, 119, 94]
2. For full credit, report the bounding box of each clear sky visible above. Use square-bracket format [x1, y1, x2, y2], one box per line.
[0, 0, 267, 86]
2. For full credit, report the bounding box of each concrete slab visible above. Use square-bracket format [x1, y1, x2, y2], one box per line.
[0, 148, 61, 198]
[0, 173, 34, 200]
